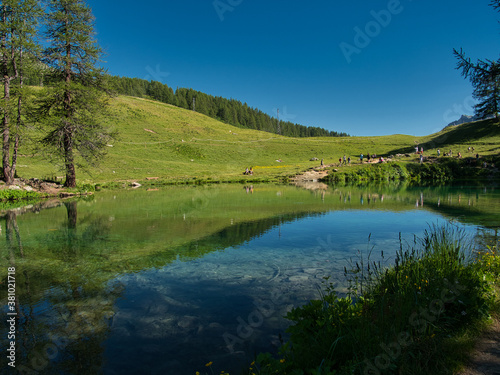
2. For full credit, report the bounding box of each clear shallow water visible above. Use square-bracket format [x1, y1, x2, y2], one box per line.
[1, 183, 499, 374]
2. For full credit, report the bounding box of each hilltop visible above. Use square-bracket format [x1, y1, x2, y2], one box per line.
[11, 95, 500, 185]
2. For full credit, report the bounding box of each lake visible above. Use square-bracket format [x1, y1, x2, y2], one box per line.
[1, 183, 499, 374]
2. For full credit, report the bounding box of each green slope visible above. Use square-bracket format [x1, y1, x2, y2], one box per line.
[13, 95, 500, 184]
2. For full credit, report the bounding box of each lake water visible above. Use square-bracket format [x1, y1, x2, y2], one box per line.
[1, 183, 500, 374]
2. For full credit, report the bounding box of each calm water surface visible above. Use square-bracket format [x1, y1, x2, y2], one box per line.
[1, 183, 499, 374]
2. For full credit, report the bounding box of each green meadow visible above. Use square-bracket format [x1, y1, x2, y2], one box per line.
[12, 95, 500, 185]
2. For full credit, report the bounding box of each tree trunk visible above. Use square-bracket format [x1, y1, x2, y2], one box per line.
[1, 6, 12, 184]
[2, 81, 11, 184]
[63, 13, 75, 188]
[10, 46, 23, 180]
[64, 129, 76, 187]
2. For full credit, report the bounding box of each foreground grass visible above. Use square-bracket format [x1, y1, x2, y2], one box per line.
[12, 95, 500, 184]
[200, 224, 500, 375]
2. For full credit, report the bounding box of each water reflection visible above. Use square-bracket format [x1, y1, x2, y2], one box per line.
[0, 183, 499, 374]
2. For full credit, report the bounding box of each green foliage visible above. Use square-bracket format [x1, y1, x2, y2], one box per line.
[327, 162, 413, 183]
[326, 158, 498, 184]
[0, 188, 40, 201]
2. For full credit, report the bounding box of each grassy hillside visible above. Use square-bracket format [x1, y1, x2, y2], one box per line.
[393, 118, 500, 156]
[12, 95, 500, 184]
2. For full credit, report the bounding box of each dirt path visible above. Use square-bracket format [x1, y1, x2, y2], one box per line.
[290, 165, 333, 190]
[456, 320, 500, 375]
[291, 169, 329, 182]
[290, 164, 337, 182]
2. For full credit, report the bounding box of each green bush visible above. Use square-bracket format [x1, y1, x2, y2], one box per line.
[252, 224, 499, 375]
[0, 189, 41, 202]
[325, 158, 498, 185]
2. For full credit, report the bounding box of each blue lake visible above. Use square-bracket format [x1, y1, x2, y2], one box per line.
[1, 183, 499, 374]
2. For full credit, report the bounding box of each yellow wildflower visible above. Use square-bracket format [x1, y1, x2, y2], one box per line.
[206, 361, 213, 367]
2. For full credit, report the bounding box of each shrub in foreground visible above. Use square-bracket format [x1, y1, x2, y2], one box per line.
[250, 224, 499, 375]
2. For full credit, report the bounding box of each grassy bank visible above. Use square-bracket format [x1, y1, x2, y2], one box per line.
[0, 189, 44, 211]
[201, 225, 500, 375]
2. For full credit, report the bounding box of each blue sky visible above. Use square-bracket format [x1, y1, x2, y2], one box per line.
[87, 0, 500, 136]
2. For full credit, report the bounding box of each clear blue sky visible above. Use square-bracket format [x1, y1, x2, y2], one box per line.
[87, 0, 500, 136]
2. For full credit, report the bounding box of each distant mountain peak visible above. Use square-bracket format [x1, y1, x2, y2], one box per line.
[445, 114, 493, 128]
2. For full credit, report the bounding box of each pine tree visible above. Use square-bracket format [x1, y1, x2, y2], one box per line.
[39, 0, 112, 187]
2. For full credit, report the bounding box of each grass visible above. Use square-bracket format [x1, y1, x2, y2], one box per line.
[0, 189, 41, 201]
[11, 95, 500, 185]
[227, 224, 500, 375]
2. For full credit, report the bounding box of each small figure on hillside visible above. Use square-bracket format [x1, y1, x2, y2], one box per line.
[249, 167, 254, 175]
[415, 146, 419, 154]
[343, 155, 346, 165]
[437, 149, 441, 156]
[472, 147, 475, 152]
[348, 156, 351, 165]
[458, 152, 462, 158]
[420, 154, 423, 164]
[468, 146, 471, 153]
[449, 149, 453, 157]
[360, 154, 363, 163]
[476, 153, 480, 159]
[244, 168, 249, 175]
[339, 158, 342, 166]
[321, 158, 324, 166]
[367, 153, 371, 162]
[420, 146, 424, 154]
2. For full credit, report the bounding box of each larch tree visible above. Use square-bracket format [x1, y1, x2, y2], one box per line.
[40, 0, 112, 187]
[454, 1, 500, 120]
[0, 0, 42, 184]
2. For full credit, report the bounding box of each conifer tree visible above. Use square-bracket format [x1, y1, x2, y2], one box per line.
[454, 1, 500, 120]
[39, 0, 112, 187]
[1, 0, 42, 184]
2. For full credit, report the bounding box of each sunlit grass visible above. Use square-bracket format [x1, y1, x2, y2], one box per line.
[12, 94, 500, 184]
